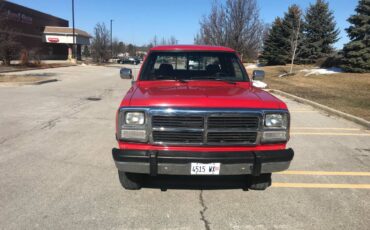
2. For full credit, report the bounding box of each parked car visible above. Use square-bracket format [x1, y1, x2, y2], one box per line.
[188, 59, 199, 69]
[117, 56, 140, 65]
[112, 45, 294, 190]
[133, 56, 141, 64]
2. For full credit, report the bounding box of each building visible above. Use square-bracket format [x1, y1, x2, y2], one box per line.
[0, 1, 90, 60]
[43, 26, 91, 60]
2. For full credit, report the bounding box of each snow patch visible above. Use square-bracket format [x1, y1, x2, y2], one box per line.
[300, 67, 342, 76]
[252, 80, 267, 88]
[245, 64, 258, 69]
[245, 63, 264, 69]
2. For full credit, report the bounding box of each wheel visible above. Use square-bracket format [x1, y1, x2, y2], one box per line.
[248, 173, 271, 190]
[118, 171, 143, 190]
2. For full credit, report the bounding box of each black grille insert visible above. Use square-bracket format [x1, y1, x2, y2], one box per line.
[207, 132, 257, 143]
[152, 116, 204, 128]
[153, 131, 203, 143]
[208, 116, 259, 129]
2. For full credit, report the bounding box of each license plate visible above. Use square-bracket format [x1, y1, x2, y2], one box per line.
[190, 163, 221, 175]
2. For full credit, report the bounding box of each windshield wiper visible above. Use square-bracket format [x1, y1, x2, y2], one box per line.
[204, 77, 237, 85]
[214, 79, 237, 85]
[175, 78, 188, 83]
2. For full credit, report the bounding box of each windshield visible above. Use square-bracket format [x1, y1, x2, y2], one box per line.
[140, 52, 249, 81]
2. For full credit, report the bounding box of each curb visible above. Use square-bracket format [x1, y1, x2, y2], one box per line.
[268, 89, 370, 129]
[0, 64, 75, 74]
[32, 79, 58, 85]
[0, 78, 58, 86]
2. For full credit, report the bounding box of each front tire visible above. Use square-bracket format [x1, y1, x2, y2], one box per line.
[118, 171, 143, 190]
[248, 173, 272, 190]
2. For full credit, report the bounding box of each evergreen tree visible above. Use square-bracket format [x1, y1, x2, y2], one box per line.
[341, 0, 370, 73]
[300, 0, 339, 63]
[260, 5, 304, 66]
[259, 17, 287, 65]
[82, 46, 90, 58]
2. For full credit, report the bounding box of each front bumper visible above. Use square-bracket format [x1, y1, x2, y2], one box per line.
[112, 148, 294, 176]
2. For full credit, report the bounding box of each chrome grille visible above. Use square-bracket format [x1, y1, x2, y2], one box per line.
[150, 110, 261, 146]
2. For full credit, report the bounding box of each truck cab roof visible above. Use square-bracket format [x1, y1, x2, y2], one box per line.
[149, 45, 236, 52]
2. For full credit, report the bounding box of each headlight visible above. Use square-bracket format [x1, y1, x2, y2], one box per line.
[117, 110, 147, 142]
[262, 112, 289, 143]
[125, 112, 145, 125]
[265, 113, 287, 128]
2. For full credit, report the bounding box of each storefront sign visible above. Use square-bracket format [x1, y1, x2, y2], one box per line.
[47, 37, 60, 43]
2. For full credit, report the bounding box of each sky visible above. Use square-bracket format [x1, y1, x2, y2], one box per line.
[8, 0, 358, 49]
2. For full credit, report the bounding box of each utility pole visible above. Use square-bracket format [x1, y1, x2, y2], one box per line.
[72, 0, 75, 59]
[110, 19, 113, 59]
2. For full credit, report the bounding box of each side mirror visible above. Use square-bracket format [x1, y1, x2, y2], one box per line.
[252, 70, 265, 81]
[120, 68, 133, 79]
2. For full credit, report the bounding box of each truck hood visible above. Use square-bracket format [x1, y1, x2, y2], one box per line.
[124, 81, 286, 109]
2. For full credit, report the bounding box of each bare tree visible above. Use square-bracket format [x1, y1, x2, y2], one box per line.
[91, 22, 110, 63]
[168, 36, 178, 45]
[226, 0, 264, 60]
[149, 35, 178, 46]
[197, 2, 228, 46]
[194, 33, 203, 45]
[151, 35, 158, 47]
[289, 18, 301, 73]
[111, 38, 127, 57]
[0, 30, 21, 65]
[0, 5, 22, 65]
[196, 0, 263, 61]
[127, 44, 136, 56]
[281, 5, 303, 74]
[118, 41, 126, 54]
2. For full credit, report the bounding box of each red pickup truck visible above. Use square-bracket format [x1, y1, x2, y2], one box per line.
[112, 45, 294, 190]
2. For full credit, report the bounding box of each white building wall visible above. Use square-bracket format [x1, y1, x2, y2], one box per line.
[43, 34, 90, 45]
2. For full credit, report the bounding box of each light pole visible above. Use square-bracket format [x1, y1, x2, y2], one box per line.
[110, 19, 113, 59]
[72, 0, 75, 59]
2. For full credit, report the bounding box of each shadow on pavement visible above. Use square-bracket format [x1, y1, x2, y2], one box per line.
[142, 175, 250, 191]
[23, 73, 58, 77]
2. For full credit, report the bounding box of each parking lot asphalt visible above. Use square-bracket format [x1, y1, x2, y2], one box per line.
[0, 65, 369, 230]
